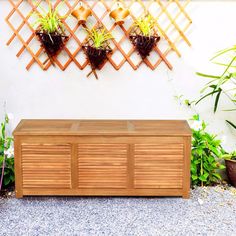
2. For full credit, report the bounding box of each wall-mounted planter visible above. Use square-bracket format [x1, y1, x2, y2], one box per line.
[130, 34, 160, 59]
[129, 15, 161, 60]
[5, 0, 192, 72]
[83, 45, 112, 79]
[33, 3, 69, 65]
[36, 31, 68, 62]
[83, 46, 112, 69]
[82, 27, 113, 79]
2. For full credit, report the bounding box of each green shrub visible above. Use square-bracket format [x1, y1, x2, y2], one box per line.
[0, 114, 14, 190]
[191, 115, 225, 186]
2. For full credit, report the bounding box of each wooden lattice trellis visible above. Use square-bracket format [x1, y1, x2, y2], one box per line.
[5, 0, 192, 71]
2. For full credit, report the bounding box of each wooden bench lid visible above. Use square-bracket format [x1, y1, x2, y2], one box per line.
[13, 120, 192, 136]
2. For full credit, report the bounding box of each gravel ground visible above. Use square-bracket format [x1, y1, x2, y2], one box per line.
[0, 187, 236, 236]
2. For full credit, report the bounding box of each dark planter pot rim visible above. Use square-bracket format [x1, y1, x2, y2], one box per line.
[82, 45, 112, 52]
[129, 34, 160, 39]
[226, 159, 236, 163]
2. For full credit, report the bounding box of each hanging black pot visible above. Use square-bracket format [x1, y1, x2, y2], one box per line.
[130, 34, 160, 59]
[36, 31, 69, 60]
[83, 45, 112, 79]
[83, 45, 112, 69]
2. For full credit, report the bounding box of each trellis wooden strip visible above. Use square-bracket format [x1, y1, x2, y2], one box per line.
[156, 0, 191, 46]
[165, 0, 191, 33]
[101, 0, 140, 70]
[6, 0, 25, 45]
[162, 0, 192, 58]
[57, 0, 85, 70]
[6, 0, 191, 73]
[174, 0, 192, 23]
[50, 1, 82, 70]
[6, 5, 45, 70]
[154, 18, 192, 69]
[14, 0, 44, 58]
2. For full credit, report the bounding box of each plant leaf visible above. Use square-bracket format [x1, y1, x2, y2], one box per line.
[195, 89, 220, 105]
[226, 120, 236, 130]
[214, 88, 222, 113]
[196, 72, 221, 79]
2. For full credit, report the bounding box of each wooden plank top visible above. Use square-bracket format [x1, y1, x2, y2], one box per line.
[13, 120, 192, 136]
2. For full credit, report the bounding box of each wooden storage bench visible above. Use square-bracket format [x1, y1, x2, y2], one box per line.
[14, 120, 192, 198]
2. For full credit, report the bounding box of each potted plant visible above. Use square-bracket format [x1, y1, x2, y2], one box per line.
[33, 3, 69, 64]
[83, 27, 113, 79]
[129, 14, 160, 60]
[221, 151, 236, 187]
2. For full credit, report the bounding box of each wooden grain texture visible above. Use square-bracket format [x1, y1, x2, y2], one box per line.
[14, 120, 191, 136]
[78, 144, 128, 188]
[183, 136, 191, 198]
[134, 143, 184, 189]
[21, 143, 72, 189]
[14, 119, 192, 198]
[14, 137, 23, 198]
[22, 188, 184, 196]
[6, 0, 191, 71]
[71, 143, 78, 189]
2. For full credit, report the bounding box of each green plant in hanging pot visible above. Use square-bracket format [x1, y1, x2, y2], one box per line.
[221, 151, 236, 187]
[33, 2, 69, 64]
[83, 26, 113, 79]
[190, 115, 225, 186]
[129, 14, 160, 59]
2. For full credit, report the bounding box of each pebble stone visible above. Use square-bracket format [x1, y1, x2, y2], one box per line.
[0, 187, 236, 236]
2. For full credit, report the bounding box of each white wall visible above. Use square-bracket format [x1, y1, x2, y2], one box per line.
[0, 1, 235, 150]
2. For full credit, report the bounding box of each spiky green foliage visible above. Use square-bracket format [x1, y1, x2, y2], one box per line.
[196, 45, 236, 130]
[133, 14, 156, 37]
[33, 2, 65, 34]
[86, 27, 113, 49]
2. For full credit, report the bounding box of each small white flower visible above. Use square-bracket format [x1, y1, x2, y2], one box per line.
[4, 147, 14, 158]
[191, 120, 202, 131]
